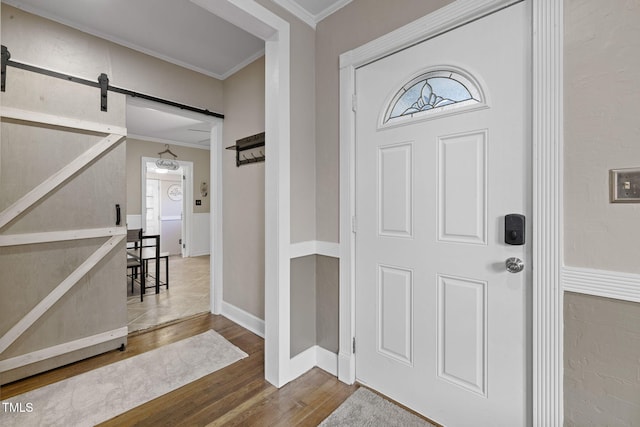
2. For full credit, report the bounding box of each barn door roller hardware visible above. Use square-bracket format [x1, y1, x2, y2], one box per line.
[0, 45, 224, 119]
[1, 44, 106, 111]
[98, 73, 109, 112]
[1, 45, 9, 92]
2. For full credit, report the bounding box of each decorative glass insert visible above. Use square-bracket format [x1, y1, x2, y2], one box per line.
[384, 70, 483, 124]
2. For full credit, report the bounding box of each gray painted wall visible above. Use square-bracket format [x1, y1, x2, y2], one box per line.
[222, 56, 266, 319]
[291, 256, 317, 357]
[564, 0, 640, 424]
[564, 292, 640, 425]
[0, 5, 223, 113]
[250, 1, 319, 354]
[256, 0, 317, 244]
[564, 0, 640, 272]
[316, 255, 339, 353]
[289, 255, 339, 357]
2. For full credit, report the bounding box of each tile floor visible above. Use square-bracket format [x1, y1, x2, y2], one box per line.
[127, 255, 210, 333]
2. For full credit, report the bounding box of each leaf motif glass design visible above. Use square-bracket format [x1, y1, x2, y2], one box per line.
[384, 70, 482, 124]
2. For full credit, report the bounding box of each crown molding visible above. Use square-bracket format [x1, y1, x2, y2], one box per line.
[271, 0, 352, 29]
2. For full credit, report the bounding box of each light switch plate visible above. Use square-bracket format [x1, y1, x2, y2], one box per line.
[610, 168, 640, 202]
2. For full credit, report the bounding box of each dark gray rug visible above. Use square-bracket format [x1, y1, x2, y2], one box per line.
[319, 387, 437, 426]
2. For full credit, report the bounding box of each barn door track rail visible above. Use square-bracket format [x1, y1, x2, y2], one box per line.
[1, 45, 224, 119]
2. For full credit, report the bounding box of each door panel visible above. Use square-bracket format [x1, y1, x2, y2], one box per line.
[438, 131, 486, 244]
[378, 264, 413, 365]
[0, 68, 127, 383]
[378, 143, 413, 238]
[355, 3, 531, 426]
[437, 274, 487, 395]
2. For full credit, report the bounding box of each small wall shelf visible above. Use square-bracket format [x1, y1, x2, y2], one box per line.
[226, 132, 265, 167]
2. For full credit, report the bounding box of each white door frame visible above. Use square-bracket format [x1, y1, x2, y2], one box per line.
[339, 1, 563, 425]
[210, 117, 224, 317]
[140, 157, 193, 256]
[193, 0, 292, 387]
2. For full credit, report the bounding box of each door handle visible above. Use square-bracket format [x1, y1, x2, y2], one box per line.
[505, 257, 524, 273]
[116, 204, 121, 226]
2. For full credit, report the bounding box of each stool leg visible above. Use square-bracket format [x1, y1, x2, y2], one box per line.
[165, 257, 169, 289]
[140, 262, 145, 302]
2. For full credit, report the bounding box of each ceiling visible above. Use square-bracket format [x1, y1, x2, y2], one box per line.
[2, 0, 266, 80]
[126, 101, 215, 150]
[2, 0, 351, 147]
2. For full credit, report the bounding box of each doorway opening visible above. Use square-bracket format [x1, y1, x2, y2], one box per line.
[126, 97, 218, 333]
[141, 158, 191, 257]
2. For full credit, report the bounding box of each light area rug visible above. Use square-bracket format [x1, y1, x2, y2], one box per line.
[319, 387, 437, 427]
[1, 330, 247, 427]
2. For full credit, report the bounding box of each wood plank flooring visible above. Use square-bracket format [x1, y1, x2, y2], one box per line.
[0, 313, 359, 426]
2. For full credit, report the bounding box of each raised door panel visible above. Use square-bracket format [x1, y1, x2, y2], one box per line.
[378, 143, 413, 238]
[377, 265, 413, 365]
[437, 274, 487, 396]
[438, 131, 487, 245]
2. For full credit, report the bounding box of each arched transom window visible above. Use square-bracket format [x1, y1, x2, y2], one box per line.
[383, 69, 484, 125]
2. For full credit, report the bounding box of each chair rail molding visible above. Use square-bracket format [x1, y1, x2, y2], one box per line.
[563, 266, 640, 303]
[290, 240, 340, 259]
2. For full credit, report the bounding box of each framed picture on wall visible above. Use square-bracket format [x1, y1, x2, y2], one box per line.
[167, 184, 183, 201]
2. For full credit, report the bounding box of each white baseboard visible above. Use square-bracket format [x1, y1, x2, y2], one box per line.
[563, 266, 640, 303]
[288, 345, 338, 382]
[220, 302, 340, 380]
[221, 301, 265, 338]
[288, 346, 318, 380]
[190, 250, 211, 257]
[316, 346, 338, 376]
[0, 327, 128, 372]
[290, 240, 340, 259]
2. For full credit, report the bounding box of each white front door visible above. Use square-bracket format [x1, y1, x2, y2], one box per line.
[355, 3, 531, 426]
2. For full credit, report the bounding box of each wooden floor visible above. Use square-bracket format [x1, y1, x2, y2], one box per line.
[1, 314, 359, 426]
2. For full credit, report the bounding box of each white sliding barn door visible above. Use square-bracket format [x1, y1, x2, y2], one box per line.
[0, 68, 128, 383]
[355, 3, 531, 426]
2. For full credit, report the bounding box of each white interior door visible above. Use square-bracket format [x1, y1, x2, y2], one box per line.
[160, 177, 183, 255]
[146, 178, 161, 235]
[355, 3, 531, 426]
